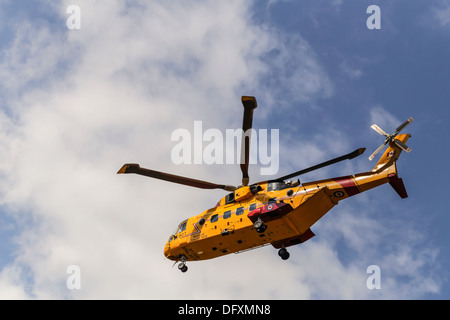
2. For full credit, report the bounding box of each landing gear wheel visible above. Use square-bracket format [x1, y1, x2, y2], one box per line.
[256, 224, 267, 233]
[253, 218, 266, 233]
[178, 262, 188, 273]
[278, 248, 290, 260]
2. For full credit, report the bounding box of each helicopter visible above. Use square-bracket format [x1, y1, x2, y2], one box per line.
[117, 96, 413, 273]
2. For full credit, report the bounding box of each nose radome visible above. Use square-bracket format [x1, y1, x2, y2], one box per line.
[163, 242, 170, 257]
[164, 242, 176, 261]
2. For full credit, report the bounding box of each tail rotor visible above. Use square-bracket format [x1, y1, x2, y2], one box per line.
[368, 117, 413, 161]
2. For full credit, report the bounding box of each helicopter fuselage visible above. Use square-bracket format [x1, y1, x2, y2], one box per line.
[163, 157, 402, 263]
[117, 94, 413, 273]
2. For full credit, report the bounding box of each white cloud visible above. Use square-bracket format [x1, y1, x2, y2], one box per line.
[0, 0, 334, 299]
[318, 202, 441, 299]
[340, 61, 363, 80]
[0, 0, 441, 300]
[0, 265, 30, 299]
[432, 1, 450, 27]
[369, 105, 402, 133]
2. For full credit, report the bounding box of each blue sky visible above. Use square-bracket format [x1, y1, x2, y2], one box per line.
[0, 0, 449, 299]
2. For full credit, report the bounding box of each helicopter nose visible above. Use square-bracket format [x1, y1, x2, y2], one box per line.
[163, 242, 170, 257]
[164, 241, 176, 261]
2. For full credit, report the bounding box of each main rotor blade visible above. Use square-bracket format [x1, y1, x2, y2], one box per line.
[240, 96, 257, 186]
[275, 148, 366, 182]
[117, 164, 236, 191]
[368, 143, 386, 161]
[394, 117, 413, 134]
[371, 124, 389, 137]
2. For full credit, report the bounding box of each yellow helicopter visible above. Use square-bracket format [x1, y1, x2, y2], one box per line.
[118, 96, 413, 273]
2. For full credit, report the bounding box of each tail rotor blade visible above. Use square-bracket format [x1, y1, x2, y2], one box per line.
[369, 117, 413, 161]
[368, 143, 386, 161]
[240, 96, 257, 186]
[371, 124, 389, 137]
[394, 117, 413, 135]
[393, 139, 412, 153]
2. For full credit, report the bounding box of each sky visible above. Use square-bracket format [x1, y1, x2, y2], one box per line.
[0, 0, 449, 299]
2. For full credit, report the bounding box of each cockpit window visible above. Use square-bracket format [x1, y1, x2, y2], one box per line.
[174, 220, 187, 234]
[224, 192, 235, 204]
[267, 182, 289, 191]
[267, 179, 300, 191]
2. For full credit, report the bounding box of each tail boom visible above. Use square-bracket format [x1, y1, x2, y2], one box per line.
[301, 133, 411, 201]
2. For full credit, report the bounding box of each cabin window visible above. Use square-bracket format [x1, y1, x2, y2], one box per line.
[210, 214, 219, 223]
[268, 197, 277, 204]
[236, 207, 244, 216]
[249, 203, 257, 212]
[223, 210, 231, 219]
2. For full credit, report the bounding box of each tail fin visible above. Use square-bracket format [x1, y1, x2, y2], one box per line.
[388, 174, 408, 199]
[372, 133, 411, 172]
[372, 133, 411, 198]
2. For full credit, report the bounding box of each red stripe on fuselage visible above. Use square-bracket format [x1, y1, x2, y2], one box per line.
[333, 176, 360, 196]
